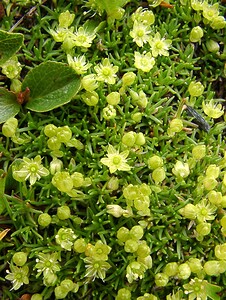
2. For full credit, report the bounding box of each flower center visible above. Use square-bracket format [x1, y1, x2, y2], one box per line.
[201, 208, 207, 216]
[137, 29, 144, 37]
[29, 164, 38, 173]
[113, 156, 122, 165]
[102, 68, 111, 76]
[155, 41, 163, 50]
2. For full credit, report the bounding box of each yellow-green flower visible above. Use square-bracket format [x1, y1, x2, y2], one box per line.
[73, 26, 96, 48]
[196, 199, 216, 223]
[67, 54, 92, 74]
[100, 145, 131, 173]
[148, 32, 172, 57]
[84, 257, 111, 281]
[202, 100, 224, 119]
[183, 277, 208, 300]
[94, 58, 119, 84]
[131, 7, 155, 26]
[130, 20, 151, 47]
[134, 51, 155, 72]
[12, 155, 49, 185]
[6, 265, 29, 290]
[35, 252, 60, 278]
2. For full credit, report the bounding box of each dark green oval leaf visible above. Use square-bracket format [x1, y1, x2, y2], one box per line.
[0, 88, 20, 123]
[22, 61, 81, 112]
[0, 30, 24, 65]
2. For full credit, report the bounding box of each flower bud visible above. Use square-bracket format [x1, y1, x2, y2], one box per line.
[188, 81, 204, 97]
[124, 239, 139, 253]
[155, 273, 169, 286]
[12, 252, 27, 266]
[117, 226, 130, 242]
[202, 176, 218, 191]
[131, 112, 142, 123]
[116, 288, 131, 300]
[204, 260, 221, 276]
[207, 190, 222, 206]
[179, 203, 197, 219]
[189, 26, 203, 43]
[147, 155, 163, 170]
[44, 272, 58, 286]
[2, 117, 18, 137]
[178, 263, 191, 279]
[122, 72, 136, 86]
[168, 118, 183, 136]
[38, 213, 52, 227]
[220, 215, 226, 228]
[188, 258, 203, 273]
[206, 40, 220, 53]
[31, 294, 43, 300]
[59, 10, 75, 28]
[192, 145, 206, 160]
[54, 285, 68, 299]
[215, 243, 226, 260]
[103, 105, 116, 120]
[122, 131, 136, 147]
[172, 161, 190, 179]
[71, 172, 84, 188]
[81, 74, 99, 91]
[60, 279, 75, 292]
[82, 91, 99, 106]
[52, 171, 73, 193]
[56, 126, 72, 143]
[47, 136, 62, 150]
[106, 92, 120, 105]
[130, 225, 144, 240]
[50, 157, 63, 175]
[135, 132, 146, 146]
[106, 204, 125, 218]
[206, 164, 219, 179]
[57, 206, 71, 220]
[163, 262, 179, 277]
[44, 124, 57, 138]
[152, 167, 166, 184]
[107, 176, 119, 190]
[210, 16, 226, 30]
[196, 222, 211, 236]
[74, 238, 87, 253]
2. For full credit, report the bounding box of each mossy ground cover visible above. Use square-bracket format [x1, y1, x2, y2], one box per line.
[0, 0, 226, 299]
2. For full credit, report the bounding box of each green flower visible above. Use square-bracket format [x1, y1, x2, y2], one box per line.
[35, 252, 61, 278]
[84, 257, 111, 281]
[134, 51, 155, 72]
[6, 265, 29, 290]
[202, 100, 224, 119]
[172, 160, 190, 179]
[73, 26, 96, 48]
[100, 145, 131, 173]
[55, 228, 77, 251]
[196, 199, 216, 223]
[131, 7, 155, 26]
[130, 20, 151, 47]
[67, 54, 92, 74]
[1, 56, 22, 79]
[148, 32, 172, 57]
[85, 240, 111, 261]
[126, 261, 146, 283]
[94, 58, 119, 84]
[183, 277, 208, 300]
[13, 155, 49, 185]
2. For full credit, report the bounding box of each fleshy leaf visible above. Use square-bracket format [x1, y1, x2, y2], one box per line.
[0, 88, 20, 123]
[0, 30, 24, 65]
[22, 61, 81, 112]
